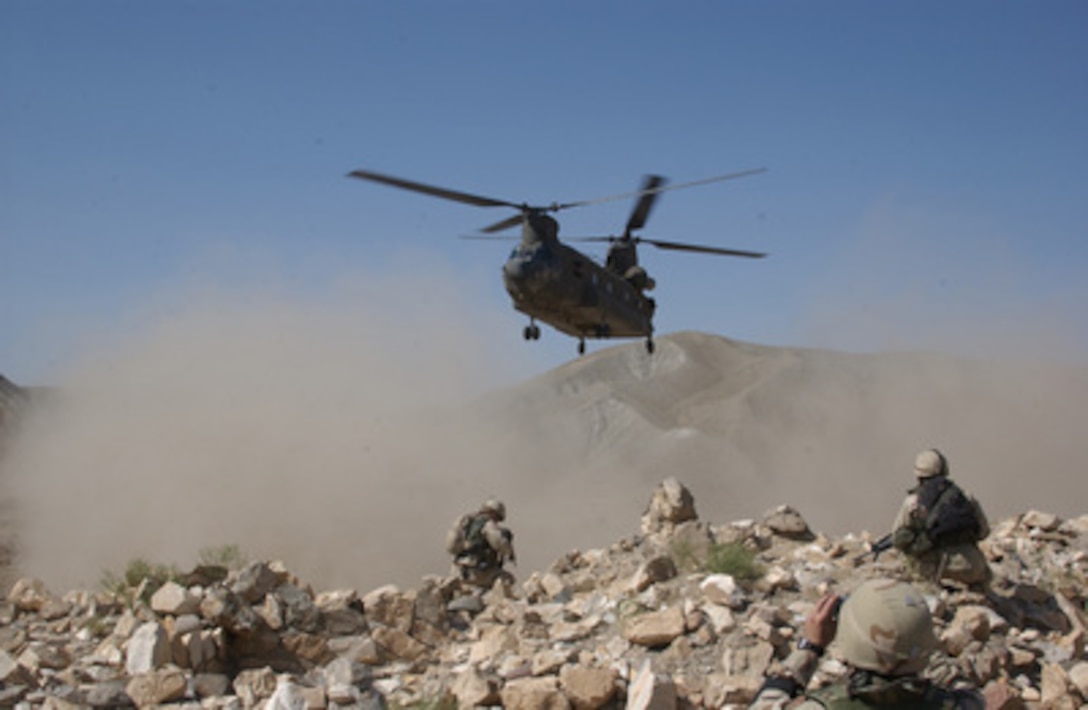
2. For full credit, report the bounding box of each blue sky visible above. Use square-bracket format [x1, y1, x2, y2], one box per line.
[3, 1, 1086, 384]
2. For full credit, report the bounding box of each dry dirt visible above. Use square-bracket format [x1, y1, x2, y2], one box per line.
[1, 325, 1085, 598]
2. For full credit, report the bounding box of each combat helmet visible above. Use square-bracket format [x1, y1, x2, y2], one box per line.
[834, 578, 936, 676]
[482, 499, 506, 521]
[913, 448, 948, 479]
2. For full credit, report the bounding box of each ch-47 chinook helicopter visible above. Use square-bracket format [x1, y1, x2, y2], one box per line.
[347, 167, 767, 355]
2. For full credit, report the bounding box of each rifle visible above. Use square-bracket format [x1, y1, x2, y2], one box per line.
[854, 533, 894, 564]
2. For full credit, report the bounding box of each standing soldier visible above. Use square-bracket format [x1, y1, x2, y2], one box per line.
[445, 499, 516, 588]
[891, 448, 990, 587]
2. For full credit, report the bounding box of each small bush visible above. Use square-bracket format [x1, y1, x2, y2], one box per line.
[706, 541, 763, 581]
[198, 544, 248, 571]
[100, 557, 181, 604]
[668, 538, 703, 572]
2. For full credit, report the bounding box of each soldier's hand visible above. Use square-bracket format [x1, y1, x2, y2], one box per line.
[803, 593, 842, 649]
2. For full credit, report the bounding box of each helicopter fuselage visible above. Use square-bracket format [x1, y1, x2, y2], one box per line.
[502, 213, 655, 346]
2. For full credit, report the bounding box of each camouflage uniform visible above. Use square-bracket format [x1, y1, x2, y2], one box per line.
[891, 449, 990, 587]
[750, 579, 984, 709]
[449, 500, 516, 588]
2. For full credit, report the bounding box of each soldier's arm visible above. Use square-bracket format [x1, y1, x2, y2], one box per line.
[482, 521, 515, 560]
[750, 594, 840, 708]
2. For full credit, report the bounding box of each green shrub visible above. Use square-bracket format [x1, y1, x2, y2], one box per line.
[99, 557, 181, 604]
[668, 538, 702, 572]
[197, 544, 248, 571]
[706, 541, 763, 581]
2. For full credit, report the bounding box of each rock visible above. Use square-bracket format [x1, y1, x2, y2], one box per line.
[640, 478, 697, 534]
[8, 577, 51, 612]
[626, 660, 677, 710]
[622, 606, 686, 647]
[558, 664, 618, 710]
[125, 667, 188, 706]
[632, 556, 677, 592]
[0, 490, 1082, 710]
[150, 581, 200, 616]
[451, 665, 500, 707]
[761, 505, 814, 540]
[1021, 510, 1062, 532]
[501, 675, 570, 710]
[125, 622, 170, 675]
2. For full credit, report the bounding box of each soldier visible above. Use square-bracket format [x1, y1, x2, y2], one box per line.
[750, 578, 984, 708]
[891, 448, 990, 587]
[445, 499, 516, 588]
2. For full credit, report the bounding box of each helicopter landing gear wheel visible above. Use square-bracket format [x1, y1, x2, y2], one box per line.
[578, 339, 586, 356]
[646, 337, 655, 354]
[523, 323, 541, 341]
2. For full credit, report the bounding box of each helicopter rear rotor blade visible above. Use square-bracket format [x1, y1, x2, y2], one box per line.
[644, 238, 766, 258]
[626, 175, 666, 235]
[347, 169, 522, 210]
[568, 167, 767, 211]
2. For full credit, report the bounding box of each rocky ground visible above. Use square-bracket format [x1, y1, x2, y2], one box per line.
[1, 478, 1086, 709]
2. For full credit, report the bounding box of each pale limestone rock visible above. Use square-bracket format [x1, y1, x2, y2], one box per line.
[371, 625, 428, 661]
[721, 641, 774, 678]
[451, 665, 500, 707]
[702, 604, 737, 634]
[533, 647, 575, 676]
[699, 573, 744, 609]
[125, 621, 170, 675]
[1021, 510, 1062, 532]
[702, 672, 761, 706]
[265, 675, 309, 710]
[8, 577, 51, 612]
[632, 556, 677, 592]
[150, 581, 200, 616]
[1068, 660, 1088, 697]
[640, 477, 696, 535]
[501, 675, 571, 710]
[559, 664, 618, 710]
[625, 659, 677, 710]
[469, 625, 520, 664]
[233, 666, 278, 707]
[761, 505, 813, 540]
[0, 648, 36, 687]
[125, 666, 188, 706]
[623, 606, 686, 647]
[1040, 662, 1071, 705]
[230, 561, 284, 603]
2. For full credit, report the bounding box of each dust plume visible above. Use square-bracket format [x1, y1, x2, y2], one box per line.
[1, 256, 585, 592]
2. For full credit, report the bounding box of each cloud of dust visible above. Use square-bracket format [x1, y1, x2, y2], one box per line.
[1, 253, 591, 593]
[799, 197, 1088, 362]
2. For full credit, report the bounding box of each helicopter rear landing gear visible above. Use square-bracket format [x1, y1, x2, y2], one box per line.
[523, 322, 541, 341]
[645, 337, 655, 354]
[577, 339, 586, 355]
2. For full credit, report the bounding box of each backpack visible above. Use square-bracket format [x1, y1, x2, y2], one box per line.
[918, 478, 982, 546]
[445, 513, 488, 555]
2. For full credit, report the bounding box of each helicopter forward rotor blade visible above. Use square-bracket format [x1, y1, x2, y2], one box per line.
[644, 238, 766, 258]
[480, 213, 527, 233]
[347, 169, 522, 210]
[458, 234, 518, 241]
